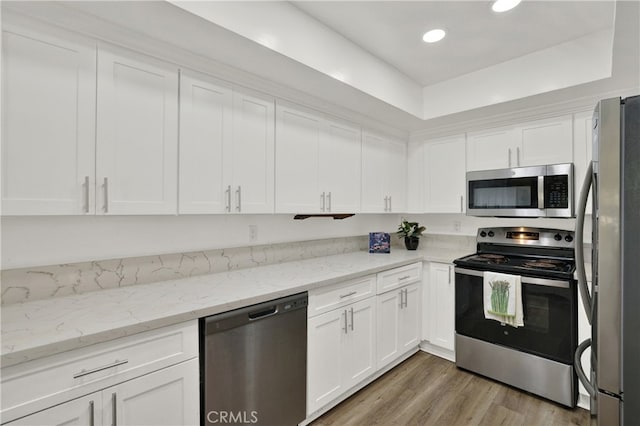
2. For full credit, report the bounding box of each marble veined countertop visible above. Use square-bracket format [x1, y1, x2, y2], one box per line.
[2, 251, 436, 368]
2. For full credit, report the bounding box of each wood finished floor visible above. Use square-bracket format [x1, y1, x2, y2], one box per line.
[312, 352, 591, 426]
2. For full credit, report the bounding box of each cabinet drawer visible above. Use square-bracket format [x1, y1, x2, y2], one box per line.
[376, 262, 422, 294]
[1, 320, 198, 424]
[308, 275, 375, 317]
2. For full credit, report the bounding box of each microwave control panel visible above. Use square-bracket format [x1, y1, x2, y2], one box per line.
[545, 175, 569, 208]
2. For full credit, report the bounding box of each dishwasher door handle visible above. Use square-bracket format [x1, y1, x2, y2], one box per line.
[248, 306, 278, 320]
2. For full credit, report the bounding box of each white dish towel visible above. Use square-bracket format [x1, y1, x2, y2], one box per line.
[483, 271, 524, 328]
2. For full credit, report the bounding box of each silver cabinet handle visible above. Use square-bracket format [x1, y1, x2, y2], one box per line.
[112, 392, 117, 426]
[384, 196, 388, 212]
[460, 195, 463, 213]
[236, 186, 241, 212]
[350, 307, 354, 331]
[321, 192, 326, 212]
[339, 291, 357, 299]
[103, 177, 109, 213]
[399, 275, 411, 281]
[343, 310, 348, 334]
[388, 195, 392, 212]
[448, 265, 452, 284]
[225, 185, 231, 213]
[84, 176, 90, 213]
[517, 147, 521, 166]
[73, 359, 129, 379]
[327, 191, 332, 212]
[89, 400, 95, 426]
[508, 148, 512, 167]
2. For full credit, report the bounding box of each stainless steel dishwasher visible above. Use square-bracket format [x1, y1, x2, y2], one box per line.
[201, 292, 308, 426]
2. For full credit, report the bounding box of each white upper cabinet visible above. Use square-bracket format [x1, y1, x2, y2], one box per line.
[96, 46, 179, 215]
[319, 117, 361, 213]
[275, 102, 362, 213]
[466, 115, 573, 171]
[516, 116, 573, 166]
[424, 135, 466, 213]
[361, 131, 407, 213]
[179, 71, 233, 214]
[179, 72, 275, 215]
[275, 102, 323, 213]
[231, 89, 275, 214]
[466, 127, 518, 171]
[1, 24, 96, 215]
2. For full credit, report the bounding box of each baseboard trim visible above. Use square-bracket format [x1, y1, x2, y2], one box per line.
[419, 341, 455, 362]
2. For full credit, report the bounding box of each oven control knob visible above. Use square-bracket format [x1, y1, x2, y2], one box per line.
[554, 233, 562, 241]
[480, 231, 487, 237]
[565, 235, 574, 243]
[487, 231, 494, 237]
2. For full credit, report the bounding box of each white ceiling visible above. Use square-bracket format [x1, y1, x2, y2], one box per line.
[292, 1, 615, 87]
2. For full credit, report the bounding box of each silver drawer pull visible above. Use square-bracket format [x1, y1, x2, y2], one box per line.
[398, 275, 411, 281]
[73, 359, 129, 379]
[339, 291, 357, 299]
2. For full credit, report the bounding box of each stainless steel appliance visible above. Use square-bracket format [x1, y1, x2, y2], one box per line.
[574, 95, 640, 425]
[466, 163, 574, 217]
[201, 293, 308, 426]
[454, 227, 578, 407]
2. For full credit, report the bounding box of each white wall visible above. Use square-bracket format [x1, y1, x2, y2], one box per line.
[1, 214, 401, 269]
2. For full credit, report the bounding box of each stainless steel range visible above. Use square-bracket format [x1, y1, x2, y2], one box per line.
[454, 227, 578, 407]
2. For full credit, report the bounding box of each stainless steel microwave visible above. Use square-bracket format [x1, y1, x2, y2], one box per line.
[466, 163, 574, 217]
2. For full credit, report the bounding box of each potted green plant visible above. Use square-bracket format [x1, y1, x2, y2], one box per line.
[397, 219, 426, 250]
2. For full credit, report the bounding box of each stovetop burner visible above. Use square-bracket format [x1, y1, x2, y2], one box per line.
[453, 227, 576, 279]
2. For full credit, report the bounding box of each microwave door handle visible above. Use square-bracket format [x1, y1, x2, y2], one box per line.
[538, 176, 545, 211]
[575, 161, 594, 324]
[574, 338, 596, 397]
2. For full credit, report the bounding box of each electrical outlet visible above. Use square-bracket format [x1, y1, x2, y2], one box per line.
[454, 221, 461, 232]
[249, 225, 258, 242]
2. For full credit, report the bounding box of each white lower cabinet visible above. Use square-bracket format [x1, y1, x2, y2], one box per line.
[7, 359, 198, 426]
[307, 297, 376, 416]
[427, 262, 455, 353]
[376, 282, 420, 370]
[1, 321, 199, 426]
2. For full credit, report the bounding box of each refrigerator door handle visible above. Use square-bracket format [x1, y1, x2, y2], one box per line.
[574, 338, 596, 397]
[575, 161, 593, 324]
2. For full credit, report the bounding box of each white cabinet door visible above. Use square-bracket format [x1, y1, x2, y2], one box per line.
[275, 103, 322, 213]
[466, 128, 516, 171]
[307, 308, 345, 415]
[517, 115, 573, 166]
[361, 131, 406, 213]
[6, 393, 101, 426]
[376, 290, 401, 369]
[398, 283, 420, 353]
[387, 138, 407, 213]
[429, 263, 455, 352]
[406, 141, 424, 213]
[96, 46, 179, 215]
[107, 359, 199, 426]
[320, 118, 361, 213]
[179, 71, 232, 214]
[1, 25, 96, 215]
[424, 135, 466, 213]
[343, 297, 376, 390]
[231, 90, 275, 213]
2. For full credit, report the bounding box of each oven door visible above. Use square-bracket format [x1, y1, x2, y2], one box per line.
[455, 267, 577, 364]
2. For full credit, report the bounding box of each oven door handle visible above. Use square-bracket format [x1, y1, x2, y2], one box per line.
[454, 267, 570, 289]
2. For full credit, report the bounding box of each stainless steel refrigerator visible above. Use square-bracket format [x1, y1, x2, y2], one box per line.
[575, 95, 640, 425]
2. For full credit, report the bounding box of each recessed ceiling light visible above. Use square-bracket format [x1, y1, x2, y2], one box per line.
[422, 29, 446, 43]
[492, 0, 521, 13]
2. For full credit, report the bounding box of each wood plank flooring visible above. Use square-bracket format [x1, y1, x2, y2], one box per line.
[312, 352, 592, 426]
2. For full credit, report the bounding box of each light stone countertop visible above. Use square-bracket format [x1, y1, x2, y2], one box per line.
[2, 250, 435, 368]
